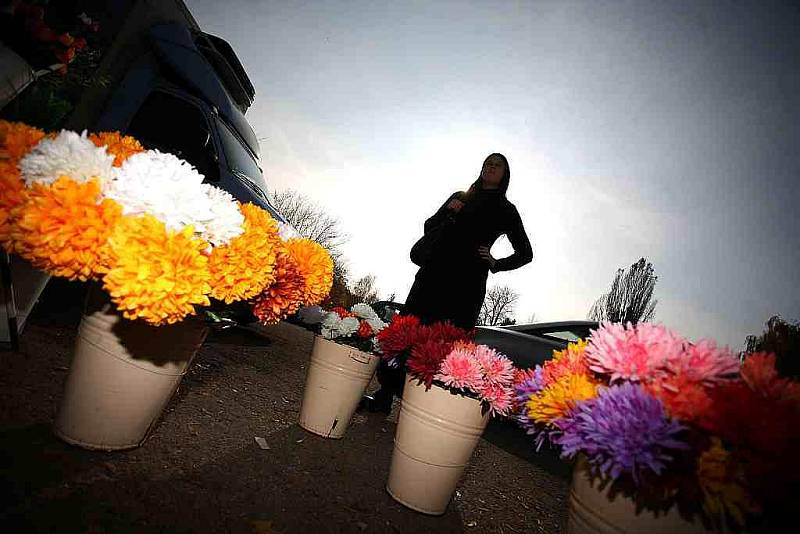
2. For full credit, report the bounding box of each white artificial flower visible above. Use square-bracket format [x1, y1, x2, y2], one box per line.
[105, 150, 244, 246]
[366, 317, 387, 334]
[339, 317, 360, 337]
[351, 303, 378, 320]
[320, 312, 342, 339]
[19, 130, 115, 187]
[202, 185, 245, 247]
[277, 221, 301, 241]
[298, 305, 326, 325]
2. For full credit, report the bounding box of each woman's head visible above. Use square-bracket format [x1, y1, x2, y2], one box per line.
[469, 153, 510, 195]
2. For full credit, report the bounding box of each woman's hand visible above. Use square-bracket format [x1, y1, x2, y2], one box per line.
[478, 246, 496, 270]
[446, 198, 465, 212]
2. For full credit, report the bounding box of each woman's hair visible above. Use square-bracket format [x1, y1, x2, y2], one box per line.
[466, 153, 510, 197]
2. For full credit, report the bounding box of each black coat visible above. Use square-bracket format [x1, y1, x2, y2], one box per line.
[403, 188, 533, 329]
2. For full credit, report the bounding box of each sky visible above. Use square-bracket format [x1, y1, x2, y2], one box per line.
[187, 0, 800, 350]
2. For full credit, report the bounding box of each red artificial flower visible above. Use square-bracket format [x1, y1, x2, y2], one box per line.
[330, 306, 353, 319]
[644, 373, 715, 425]
[426, 321, 472, 343]
[58, 33, 75, 47]
[741, 352, 800, 402]
[73, 37, 88, 50]
[356, 320, 373, 338]
[376, 314, 421, 361]
[408, 339, 452, 389]
[513, 367, 537, 387]
[55, 47, 76, 64]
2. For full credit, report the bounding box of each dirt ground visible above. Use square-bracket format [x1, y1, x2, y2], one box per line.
[0, 280, 571, 533]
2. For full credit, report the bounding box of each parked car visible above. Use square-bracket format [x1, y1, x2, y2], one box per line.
[474, 321, 598, 369]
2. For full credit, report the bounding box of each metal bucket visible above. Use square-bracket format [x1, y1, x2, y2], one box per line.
[53, 287, 207, 450]
[298, 336, 379, 439]
[567, 456, 711, 533]
[386, 374, 489, 515]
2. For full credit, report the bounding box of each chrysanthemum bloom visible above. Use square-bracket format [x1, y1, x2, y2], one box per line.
[331, 306, 355, 318]
[741, 352, 800, 402]
[0, 120, 46, 162]
[285, 238, 333, 306]
[474, 344, 515, 387]
[542, 340, 591, 387]
[11, 177, 122, 280]
[697, 438, 760, 527]
[481, 381, 514, 416]
[644, 372, 715, 425]
[0, 161, 26, 248]
[208, 203, 280, 303]
[376, 315, 421, 361]
[664, 339, 740, 385]
[426, 321, 472, 343]
[88, 131, 144, 166]
[351, 303, 378, 320]
[407, 339, 452, 389]
[436, 345, 485, 391]
[554, 383, 687, 483]
[102, 214, 211, 325]
[585, 322, 685, 383]
[251, 247, 306, 324]
[526, 372, 600, 425]
[19, 129, 115, 187]
[356, 320, 374, 338]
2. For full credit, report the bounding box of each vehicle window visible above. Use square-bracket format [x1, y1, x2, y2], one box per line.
[539, 330, 583, 343]
[126, 91, 219, 181]
[214, 117, 266, 193]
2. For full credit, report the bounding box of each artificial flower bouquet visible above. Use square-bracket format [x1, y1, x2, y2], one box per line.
[294, 303, 388, 353]
[377, 315, 518, 416]
[514, 321, 800, 530]
[0, 120, 334, 326]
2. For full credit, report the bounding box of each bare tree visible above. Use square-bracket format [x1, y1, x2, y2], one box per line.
[524, 312, 537, 324]
[588, 257, 657, 325]
[744, 315, 800, 379]
[350, 274, 379, 305]
[478, 285, 519, 326]
[270, 189, 347, 262]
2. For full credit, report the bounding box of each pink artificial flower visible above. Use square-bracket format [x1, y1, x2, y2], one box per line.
[474, 344, 515, 387]
[436, 345, 484, 391]
[585, 322, 685, 383]
[665, 339, 740, 384]
[480, 382, 514, 416]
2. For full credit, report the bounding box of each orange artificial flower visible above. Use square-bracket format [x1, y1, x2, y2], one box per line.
[11, 177, 122, 280]
[285, 238, 333, 306]
[251, 246, 305, 324]
[88, 131, 145, 166]
[0, 161, 27, 248]
[102, 215, 211, 325]
[0, 120, 46, 162]
[208, 203, 281, 303]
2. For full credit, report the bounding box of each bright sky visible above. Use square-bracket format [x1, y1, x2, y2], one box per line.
[187, 0, 799, 350]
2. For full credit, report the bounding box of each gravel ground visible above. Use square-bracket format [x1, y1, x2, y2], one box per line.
[0, 280, 571, 533]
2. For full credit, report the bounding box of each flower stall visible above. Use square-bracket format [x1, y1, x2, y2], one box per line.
[0, 120, 333, 450]
[289, 303, 387, 439]
[376, 315, 519, 515]
[514, 322, 800, 533]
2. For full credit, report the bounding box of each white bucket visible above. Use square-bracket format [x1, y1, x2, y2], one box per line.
[298, 336, 379, 439]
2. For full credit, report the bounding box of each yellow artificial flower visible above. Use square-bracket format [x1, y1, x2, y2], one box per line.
[526, 372, 600, 425]
[0, 120, 46, 162]
[208, 203, 281, 303]
[552, 339, 588, 362]
[285, 237, 333, 306]
[697, 438, 760, 527]
[11, 177, 122, 280]
[251, 245, 305, 324]
[88, 131, 145, 166]
[102, 214, 211, 325]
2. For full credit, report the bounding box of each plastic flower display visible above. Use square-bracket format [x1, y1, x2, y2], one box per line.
[0, 120, 332, 326]
[513, 321, 800, 530]
[294, 303, 387, 353]
[376, 316, 516, 416]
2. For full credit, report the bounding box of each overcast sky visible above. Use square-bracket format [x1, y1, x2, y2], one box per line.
[187, 0, 799, 350]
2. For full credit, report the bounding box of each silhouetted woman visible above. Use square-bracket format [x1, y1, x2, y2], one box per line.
[366, 153, 533, 412]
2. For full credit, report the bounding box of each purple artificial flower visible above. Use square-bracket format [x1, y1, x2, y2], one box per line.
[553, 382, 687, 484]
